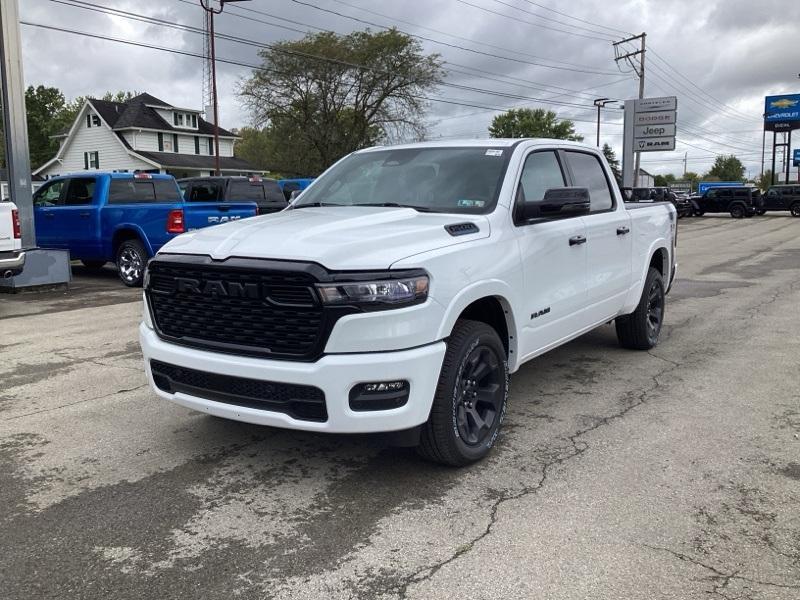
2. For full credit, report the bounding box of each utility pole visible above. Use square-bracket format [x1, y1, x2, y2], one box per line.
[593, 98, 618, 147]
[683, 151, 687, 177]
[199, 0, 249, 176]
[613, 32, 646, 185]
[0, 0, 34, 247]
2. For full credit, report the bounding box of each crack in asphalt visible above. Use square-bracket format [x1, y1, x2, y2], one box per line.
[393, 272, 800, 599]
[394, 358, 680, 598]
[1, 384, 148, 422]
[645, 545, 800, 593]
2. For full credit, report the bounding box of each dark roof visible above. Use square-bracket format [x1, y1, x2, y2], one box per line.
[89, 93, 236, 137]
[132, 150, 256, 172]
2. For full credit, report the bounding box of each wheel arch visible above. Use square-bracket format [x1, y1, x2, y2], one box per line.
[110, 225, 152, 258]
[437, 281, 519, 369]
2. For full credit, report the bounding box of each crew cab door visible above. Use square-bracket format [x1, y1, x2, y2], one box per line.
[59, 176, 100, 258]
[513, 149, 589, 358]
[33, 178, 68, 248]
[562, 150, 632, 322]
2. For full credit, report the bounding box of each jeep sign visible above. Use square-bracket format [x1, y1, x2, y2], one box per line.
[634, 124, 676, 138]
[622, 96, 678, 186]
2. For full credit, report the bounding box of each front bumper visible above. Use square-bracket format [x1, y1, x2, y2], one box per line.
[0, 250, 25, 275]
[139, 324, 446, 433]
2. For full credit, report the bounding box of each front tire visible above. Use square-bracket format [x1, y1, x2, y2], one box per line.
[730, 204, 745, 219]
[116, 239, 147, 287]
[791, 202, 800, 217]
[616, 267, 665, 350]
[418, 320, 508, 466]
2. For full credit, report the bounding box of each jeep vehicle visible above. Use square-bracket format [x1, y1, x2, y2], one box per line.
[691, 187, 758, 218]
[178, 176, 288, 214]
[622, 187, 692, 218]
[757, 185, 800, 216]
[140, 139, 676, 466]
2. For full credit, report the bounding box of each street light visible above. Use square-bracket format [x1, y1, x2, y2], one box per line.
[199, 0, 250, 176]
[593, 98, 619, 147]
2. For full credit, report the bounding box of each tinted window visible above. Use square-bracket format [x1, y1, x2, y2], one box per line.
[63, 178, 96, 206]
[34, 180, 66, 206]
[264, 180, 287, 203]
[108, 179, 182, 204]
[187, 182, 223, 202]
[229, 180, 266, 201]
[294, 147, 509, 214]
[564, 151, 613, 212]
[517, 151, 566, 217]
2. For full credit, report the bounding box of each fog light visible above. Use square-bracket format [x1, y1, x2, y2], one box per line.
[349, 380, 410, 412]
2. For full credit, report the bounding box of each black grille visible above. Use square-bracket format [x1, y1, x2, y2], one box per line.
[150, 360, 327, 421]
[146, 257, 349, 361]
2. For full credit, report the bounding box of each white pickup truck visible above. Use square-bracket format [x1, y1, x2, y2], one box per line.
[140, 139, 676, 465]
[0, 201, 25, 278]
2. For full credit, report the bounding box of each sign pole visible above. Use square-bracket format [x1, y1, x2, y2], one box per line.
[622, 100, 634, 188]
[786, 130, 792, 185]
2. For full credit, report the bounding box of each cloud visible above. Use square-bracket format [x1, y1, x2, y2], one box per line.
[18, 0, 797, 176]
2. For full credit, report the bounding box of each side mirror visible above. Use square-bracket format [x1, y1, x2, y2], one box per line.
[520, 187, 591, 220]
[289, 189, 302, 201]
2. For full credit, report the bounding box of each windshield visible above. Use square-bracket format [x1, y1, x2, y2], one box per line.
[293, 146, 510, 214]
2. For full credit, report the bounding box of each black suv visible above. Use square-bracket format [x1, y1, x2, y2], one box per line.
[622, 187, 692, 218]
[757, 185, 800, 216]
[691, 187, 759, 218]
[178, 176, 288, 214]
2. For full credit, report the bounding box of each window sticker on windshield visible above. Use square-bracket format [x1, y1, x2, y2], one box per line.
[485, 149, 503, 157]
[457, 199, 486, 208]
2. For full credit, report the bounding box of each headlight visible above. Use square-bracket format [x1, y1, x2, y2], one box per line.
[316, 274, 428, 307]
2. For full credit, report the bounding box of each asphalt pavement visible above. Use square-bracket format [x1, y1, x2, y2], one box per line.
[1, 214, 799, 599]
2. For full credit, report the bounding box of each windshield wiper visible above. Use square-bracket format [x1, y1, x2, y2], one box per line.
[353, 202, 439, 213]
[290, 202, 338, 209]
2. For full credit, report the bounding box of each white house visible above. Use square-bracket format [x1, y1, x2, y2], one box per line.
[35, 93, 256, 179]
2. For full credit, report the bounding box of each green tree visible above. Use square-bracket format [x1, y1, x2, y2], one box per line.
[654, 173, 677, 187]
[234, 126, 273, 172]
[706, 154, 745, 181]
[489, 108, 583, 141]
[755, 169, 774, 191]
[601, 143, 621, 183]
[239, 29, 444, 175]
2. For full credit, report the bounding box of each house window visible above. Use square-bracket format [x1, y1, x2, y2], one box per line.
[191, 114, 197, 128]
[173, 134, 179, 153]
[86, 114, 100, 127]
[174, 113, 185, 127]
[208, 138, 214, 155]
[158, 132, 164, 152]
[84, 151, 99, 169]
[194, 136, 200, 155]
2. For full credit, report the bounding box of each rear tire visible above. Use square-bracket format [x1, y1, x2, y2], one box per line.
[694, 209, 704, 217]
[81, 260, 106, 270]
[616, 267, 665, 350]
[730, 204, 745, 219]
[417, 319, 508, 467]
[116, 239, 147, 287]
[791, 202, 800, 217]
[755, 209, 766, 216]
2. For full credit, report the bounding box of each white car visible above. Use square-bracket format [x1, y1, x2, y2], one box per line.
[140, 139, 676, 465]
[0, 200, 25, 277]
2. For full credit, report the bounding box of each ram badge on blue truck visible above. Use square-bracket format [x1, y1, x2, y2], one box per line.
[33, 172, 257, 286]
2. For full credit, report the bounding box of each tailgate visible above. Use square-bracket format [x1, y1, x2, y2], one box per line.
[0, 203, 20, 252]
[183, 202, 258, 230]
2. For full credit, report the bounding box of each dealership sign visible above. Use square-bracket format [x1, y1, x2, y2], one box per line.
[764, 94, 800, 131]
[622, 96, 678, 187]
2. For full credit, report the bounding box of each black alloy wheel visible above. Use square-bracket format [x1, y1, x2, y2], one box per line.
[645, 279, 664, 344]
[455, 345, 504, 446]
[791, 203, 800, 217]
[730, 204, 745, 219]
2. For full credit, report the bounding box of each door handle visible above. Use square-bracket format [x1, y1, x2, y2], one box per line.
[44, 212, 55, 218]
[79, 212, 91, 218]
[617, 226, 630, 235]
[569, 235, 587, 246]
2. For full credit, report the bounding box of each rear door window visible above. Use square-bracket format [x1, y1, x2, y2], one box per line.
[563, 151, 614, 212]
[263, 180, 286, 203]
[229, 180, 266, 201]
[63, 177, 96, 206]
[187, 182, 223, 202]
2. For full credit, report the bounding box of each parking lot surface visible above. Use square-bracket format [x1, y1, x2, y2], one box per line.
[2, 215, 799, 599]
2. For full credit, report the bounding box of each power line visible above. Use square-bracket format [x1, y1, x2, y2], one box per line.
[482, 0, 620, 39]
[514, 0, 633, 37]
[282, 0, 620, 73]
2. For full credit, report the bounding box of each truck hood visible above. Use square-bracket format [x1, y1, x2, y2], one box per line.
[160, 206, 490, 270]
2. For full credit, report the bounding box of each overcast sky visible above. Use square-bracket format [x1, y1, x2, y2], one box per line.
[18, 0, 800, 178]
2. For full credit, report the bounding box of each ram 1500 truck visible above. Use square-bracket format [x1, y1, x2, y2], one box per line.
[33, 172, 257, 286]
[140, 139, 676, 466]
[0, 200, 25, 278]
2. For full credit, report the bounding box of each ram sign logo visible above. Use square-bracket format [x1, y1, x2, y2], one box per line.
[208, 215, 242, 224]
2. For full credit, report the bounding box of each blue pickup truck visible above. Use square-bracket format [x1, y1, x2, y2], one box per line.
[33, 172, 257, 286]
